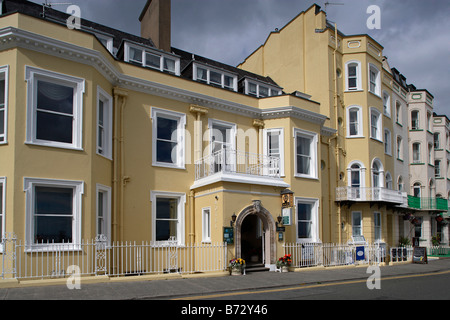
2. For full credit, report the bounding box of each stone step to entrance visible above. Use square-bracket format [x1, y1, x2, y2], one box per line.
[245, 263, 270, 273]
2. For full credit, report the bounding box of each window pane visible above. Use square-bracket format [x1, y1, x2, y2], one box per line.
[156, 220, 178, 241]
[156, 141, 177, 163]
[35, 216, 72, 243]
[348, 65, 357, 77]
[296, 136, 311, 174]
[34, 187, 73, 243]
[259, 86, 269, 97]
[130, 47, 142, 63]
[0, 79, 5, 106]
[157, 117, 178, 141]
[35, 187, 73, 215]
[248, 83, 257, 95]
[224, 76, 234, 88]
[197, 68, 207, 82]
[146, 53, 160, 69]
[163, 58, 175, 73]
[297, 203, 312, 221]
[298, 222, 311, 239]
[210, 71, 221, 85]
[37, 81, 74, 115]
[156, 198, 178, 219]
[36, 111, 73, 144]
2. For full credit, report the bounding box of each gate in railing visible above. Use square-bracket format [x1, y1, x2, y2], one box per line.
[0, 234, 227, 280]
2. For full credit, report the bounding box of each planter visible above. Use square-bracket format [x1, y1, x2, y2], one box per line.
[281, 266, 289, 273]
[231, 268, 243, 276]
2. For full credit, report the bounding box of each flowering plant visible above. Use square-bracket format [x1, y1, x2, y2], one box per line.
[229, 258, 246, 269]
[276, 254, 292, 267]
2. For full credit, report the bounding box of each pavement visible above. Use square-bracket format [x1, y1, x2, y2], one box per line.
[0, 258, 449, 300]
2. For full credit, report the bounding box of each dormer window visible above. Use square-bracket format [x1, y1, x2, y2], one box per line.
[95, 33, 114, 54]
[192, 63, 237, 91]
[124, 42, 180, 75]
[244, 79, 281, 98]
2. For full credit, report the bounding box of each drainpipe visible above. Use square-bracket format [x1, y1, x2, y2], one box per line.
[333, 23, 343, 244]
[113, 87, 128, 243]
[189, 105, 208, 244]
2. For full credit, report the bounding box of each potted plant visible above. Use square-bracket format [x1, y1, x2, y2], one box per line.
[398, 236, 411, 247]
[276, 254, 292, 272]
[229, 258, 246, 276]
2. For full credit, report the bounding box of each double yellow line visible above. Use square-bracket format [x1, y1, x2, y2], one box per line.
[173, 269, 450, 300]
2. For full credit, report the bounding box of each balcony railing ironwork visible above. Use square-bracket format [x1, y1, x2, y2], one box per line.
[336, 187, 408, 206]
[195, 149, 281, 181]
[407, 196, 448, 211]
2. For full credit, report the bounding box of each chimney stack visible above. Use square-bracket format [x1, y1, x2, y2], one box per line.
[139, 0, 171, 52]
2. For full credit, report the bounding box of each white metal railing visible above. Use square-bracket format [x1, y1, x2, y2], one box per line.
[336, 187, 407, 206]
[195, 149, 281, 180]
[284, 242, 394, 268]
[1, 235, 227, 280]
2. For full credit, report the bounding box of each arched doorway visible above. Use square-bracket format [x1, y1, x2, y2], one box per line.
[235, 201, 276, 269]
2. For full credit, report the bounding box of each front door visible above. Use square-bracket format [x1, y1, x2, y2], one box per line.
[241, 215, 263, 265]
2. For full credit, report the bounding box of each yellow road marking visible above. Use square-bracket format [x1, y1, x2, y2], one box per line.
[172, 269, 450, 300]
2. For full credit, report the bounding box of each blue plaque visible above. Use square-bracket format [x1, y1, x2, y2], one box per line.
[355, 246, 365, 261]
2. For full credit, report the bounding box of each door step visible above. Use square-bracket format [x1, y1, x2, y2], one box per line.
[245, 263, 270, 273]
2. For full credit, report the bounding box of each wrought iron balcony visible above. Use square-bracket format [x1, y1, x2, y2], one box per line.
[407, 196, 448, 211]
[193, 149, 288, 188]
[336, 187, 408, 206]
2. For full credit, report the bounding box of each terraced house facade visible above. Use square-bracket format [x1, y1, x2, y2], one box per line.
[0, 0, 448, 280]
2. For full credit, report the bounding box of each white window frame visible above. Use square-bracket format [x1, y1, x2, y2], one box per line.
[243, 78, 282, 98]
[263, 128, 285, 177]
[346, 106, 363, 138]
[96, 184, 111, 244]
[371, 158, 384, 188]
[124, 42, 180, 75]
[384, 128, 392, 155]
[412, 142, 421, 163]
[395, 101, 402, 125]
[411, 110, 420, 130]
[202, 207, 211, 243]
[352, 211, 363, 237]
[97, 86, 113, 160]
[370, 108, 382, 141]
[0, 65, 9, 144]
[23, 178, 84, 251]
[151, 107, 187, 169]
[208, 118, 237, 171]
[295, 197, 319, 243]
[25, 66, 85, 150]
[368, 63, 381, 96]
[294, 128, 318, 179]
[345, 60, 362, 91]
[374, 212, 382, 242]
[192, 63, 238, 92]
[150, 191, 186, 246]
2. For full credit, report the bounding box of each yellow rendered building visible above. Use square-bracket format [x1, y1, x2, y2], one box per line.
[0, 0, 447, 280]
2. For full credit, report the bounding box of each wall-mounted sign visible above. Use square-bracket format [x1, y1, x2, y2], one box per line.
[223, 227, 234, 245]
[282, 208, 292, 226]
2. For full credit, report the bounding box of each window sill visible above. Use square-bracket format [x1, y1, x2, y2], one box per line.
[25, 141, 83, 152]
[344, 89, 364, 93]
[152, 162, 186, 170]
[294, 174, 319, 181]
[370, 137, 383, 144]
[346, 135, 365, 139]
